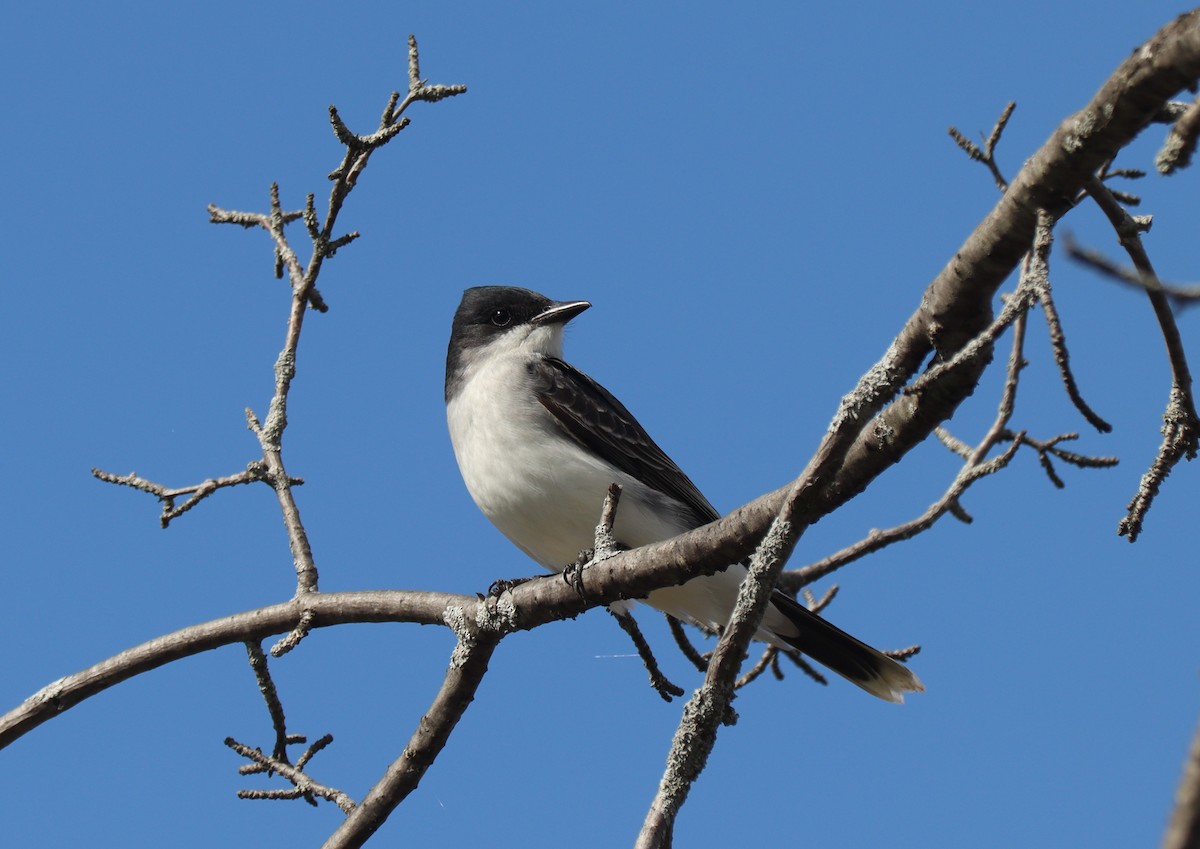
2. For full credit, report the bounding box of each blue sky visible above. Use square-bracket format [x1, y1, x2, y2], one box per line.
[4, 2, 1200, 847]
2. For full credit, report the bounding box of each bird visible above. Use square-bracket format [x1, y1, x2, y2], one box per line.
[445, 285, 923, 703]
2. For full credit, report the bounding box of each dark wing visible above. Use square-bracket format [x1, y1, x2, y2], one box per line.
[531, 357, 719, 527]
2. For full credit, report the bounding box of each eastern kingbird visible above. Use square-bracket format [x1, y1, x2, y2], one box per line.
[445, 286, 923, 702]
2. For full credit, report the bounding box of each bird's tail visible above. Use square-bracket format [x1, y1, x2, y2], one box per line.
[769, 591, 924, 703]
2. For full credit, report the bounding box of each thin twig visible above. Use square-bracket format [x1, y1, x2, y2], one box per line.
[91, 463, 279, 528]
[949, 101, 1016, 192]
[904, 278, 1034, 397]
[1034, 276, 1114, 433]
[1082, 177, 1200, 541]
[270, 608, 315, 658]
[785, 435, 1024, 589]
[777, 647, 827, 687]
[594, 482, 624, 560]
[1000, 429, 1118, 489]
[608, 609, 685, 701]
[666, 615, 710, 672]
[733, 646, 780, 689]
[245, 641, 291, 759]
[1064, 236, 1200, 308]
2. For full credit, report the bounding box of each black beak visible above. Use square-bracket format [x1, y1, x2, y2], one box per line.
[532, 299, 591, 326]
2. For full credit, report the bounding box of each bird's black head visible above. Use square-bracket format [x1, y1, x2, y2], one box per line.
[445, 286, 590, 401]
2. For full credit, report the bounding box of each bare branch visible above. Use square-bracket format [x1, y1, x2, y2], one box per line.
[778, 645, 828, 686]
[608, 609, 685, 701]
[903, 272, 1034, 398]
[1034, 273, 1114, 433]
[667, 615, 711, 672]
[787, 434, 1024, 590]
[935, 426, 973, 459]
[1122, 385, 1199, 541]
[585, 482, 685, 699]
[6, 529, 863, 757]
[594, 482, 624, 560]
[270, 608, 315, 658]
[1006, 430, 1119, 488]
[244, 641, 290, 759]
[637, 499, 804, 848]
[212, 38, 463, 600]
[402, 35, 468, 112]
[734, 646, 781, 689]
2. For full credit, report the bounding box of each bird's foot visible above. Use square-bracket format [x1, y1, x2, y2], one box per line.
[562, 550, 592, 601]
[485, 576, 534, 598]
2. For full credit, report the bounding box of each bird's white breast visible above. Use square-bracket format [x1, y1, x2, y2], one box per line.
[447, 349, 688, 571]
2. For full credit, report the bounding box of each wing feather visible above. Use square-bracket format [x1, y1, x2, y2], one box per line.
[531, 357, 719, 527]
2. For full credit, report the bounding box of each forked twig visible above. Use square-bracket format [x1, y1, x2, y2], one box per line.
[225, 735, 354, 813]
[91, 464, 283, 528]
[949, 101, 1016, 192]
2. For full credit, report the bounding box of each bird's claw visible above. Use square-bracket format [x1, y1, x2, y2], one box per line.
[562, 550, 592, 601]
[486, 576, 533, 598]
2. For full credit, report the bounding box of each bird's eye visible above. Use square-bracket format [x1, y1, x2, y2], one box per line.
[490, 309, 512, 327]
